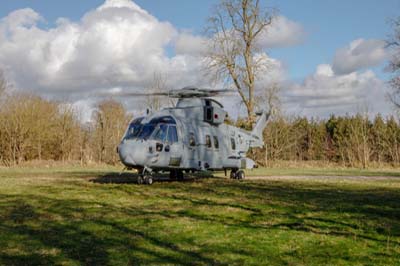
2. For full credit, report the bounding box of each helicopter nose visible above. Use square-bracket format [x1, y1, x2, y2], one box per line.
[118, 140, 147, 167]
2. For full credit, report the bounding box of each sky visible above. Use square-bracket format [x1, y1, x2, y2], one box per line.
[0, 0, 398, 120]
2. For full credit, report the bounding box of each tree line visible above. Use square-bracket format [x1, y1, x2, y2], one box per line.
[0, 92, 130, 166]
[1, 90, 399, 168]
[251, 114, 400, 168]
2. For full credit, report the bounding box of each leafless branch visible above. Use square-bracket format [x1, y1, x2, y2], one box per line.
[205, 0, 277, 124]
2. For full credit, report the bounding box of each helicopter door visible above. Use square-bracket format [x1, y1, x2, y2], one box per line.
[212, 134, 222, 169]
[187, 132, 197, 169]
[164, 125, 181, 167]
[201, 128, 220, 170]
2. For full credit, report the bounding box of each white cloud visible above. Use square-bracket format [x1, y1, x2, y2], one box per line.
[332, 39, 387, 75]
[0, 0, 294, 119]
[283, 64, 391, 117]
[0, 1, 390, 120]
[257, 16, 305, 48]
[315, 64, 334, 77]
[0, 0, 210, 100]
[98, 0, 144, 11]
[1, 8, 42, 29]
[280, 38, 392, 118]
[175, 32, 208, 56]
[176, 15, 305, 57]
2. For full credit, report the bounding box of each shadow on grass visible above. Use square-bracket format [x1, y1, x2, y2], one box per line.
[90, 171, 215, 184]
[1, 174, 400, 265]
[177, 180, 400, 241]
[0, 194, 227, 266]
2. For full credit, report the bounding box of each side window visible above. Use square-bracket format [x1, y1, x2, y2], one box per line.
[205, 135, 212, 148]
[213, 136, 219, 149]
[189, 133, 196, 147]
[167, 126, 178, 143]
[231, 138, 236, 150]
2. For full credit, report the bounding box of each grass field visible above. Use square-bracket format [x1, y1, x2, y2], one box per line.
[0, 166, 399, 265]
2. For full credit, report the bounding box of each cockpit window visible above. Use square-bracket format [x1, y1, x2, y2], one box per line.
[124, 118, 144, 140]
[137, 124, 156, 140]
[150, 116, 176, 124]
[124, 116, 177, 141]
[167, 126, 178, 143]
[151, 124, 168, 142]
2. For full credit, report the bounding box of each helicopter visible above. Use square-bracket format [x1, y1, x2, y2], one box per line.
[117, 86, 270, 184]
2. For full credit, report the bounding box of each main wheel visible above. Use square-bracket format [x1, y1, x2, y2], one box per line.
[169, 170, 177, 180]
[236, 170, 245, 180]
[137, 175, 144, 184]
[144, 175, 153, 185]
[177, 170, 184, 181]
[230, 170, 237, 179]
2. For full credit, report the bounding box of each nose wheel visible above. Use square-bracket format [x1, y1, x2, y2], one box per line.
[143, 175, 153, 185]
[138, 174, 154, 185]
[138, 168, 154, 185]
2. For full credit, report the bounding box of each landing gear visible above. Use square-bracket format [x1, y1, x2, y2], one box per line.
[236, 170, 245, 180]
[138, 168, 154, 185]
[170, 170, 184, 181]
[137, 175, 144, 184]
[230, 169, 245, 180]
[143, 175, 153, 185]
[230, 170, 237, 179]
[177, 170, 184, 181]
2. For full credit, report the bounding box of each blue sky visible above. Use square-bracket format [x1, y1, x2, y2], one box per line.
[1, 0, 397, 79]
[0, 0, 398, 118]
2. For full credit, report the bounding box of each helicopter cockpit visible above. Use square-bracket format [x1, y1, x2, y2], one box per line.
[124, 116, 178, 143]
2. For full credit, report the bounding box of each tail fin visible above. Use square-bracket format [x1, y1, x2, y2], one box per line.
[251, 111, 270, 142]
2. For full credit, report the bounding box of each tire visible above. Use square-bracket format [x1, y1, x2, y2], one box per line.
[144, 175, 153, 185]
[230, 170, 237, 179]
[169, 170, 177, 180]
[177, 170, 184, 181]
[137, 175, 144, 185]
[236, 170, 245, 180]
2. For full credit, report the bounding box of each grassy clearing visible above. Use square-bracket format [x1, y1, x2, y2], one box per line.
[0, 167, 399, 265]
[241, 167, 400, 177]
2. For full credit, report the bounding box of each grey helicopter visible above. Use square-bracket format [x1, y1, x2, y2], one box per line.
[117, 87, 269, 184]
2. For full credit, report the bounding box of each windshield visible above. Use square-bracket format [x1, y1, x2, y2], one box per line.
[137, 124, 156, 140]
[151, 124, 168, 141]
[124, 116, 177, 141]
[149, 124, 178, 143]
[124, 118, 143, 140]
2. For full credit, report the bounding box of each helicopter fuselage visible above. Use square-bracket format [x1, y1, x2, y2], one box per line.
[118, 97, 268, 177]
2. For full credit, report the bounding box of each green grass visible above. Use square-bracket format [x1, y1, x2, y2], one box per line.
[0, 167, 399, 265]
[240, 166, 400, 177]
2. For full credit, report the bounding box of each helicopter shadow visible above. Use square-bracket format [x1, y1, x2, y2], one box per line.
[90, 171, 216, 184]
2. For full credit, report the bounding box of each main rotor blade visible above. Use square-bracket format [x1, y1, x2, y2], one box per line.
[97, 91, 171, 97]
[114, 92, 171, 97]
[97, 87, 237, 98]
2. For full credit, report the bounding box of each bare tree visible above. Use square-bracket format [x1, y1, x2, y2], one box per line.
[255, 82, 281, 118]
[145, 72, 171, 112]
[206, 0, 276, 125]
[387, 17, 400, 108]
[0, 70, 9, 104]
[92, 99, 130, 164]
[0, 70, 7, 97]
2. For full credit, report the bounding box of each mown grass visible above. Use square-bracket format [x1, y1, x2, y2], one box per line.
[0, 167, 399, 265]
[241, 166, 400, 177]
